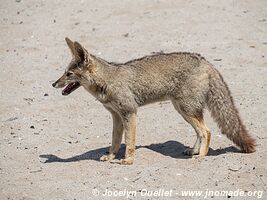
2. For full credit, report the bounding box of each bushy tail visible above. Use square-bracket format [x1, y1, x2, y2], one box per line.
[207, 69, 256, 153]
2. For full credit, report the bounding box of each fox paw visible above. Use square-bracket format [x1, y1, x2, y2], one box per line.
[110, 158, 134, 165]
[100, 154, 116, 161]
[183, 148, 199, 156]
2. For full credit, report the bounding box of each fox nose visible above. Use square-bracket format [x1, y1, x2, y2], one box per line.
[52, 82, 57, 87]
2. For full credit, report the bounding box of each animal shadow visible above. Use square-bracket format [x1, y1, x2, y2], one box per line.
[39, 145, 125, 163]
[39, 140, 240, 163]
[141, 140, 240, 159]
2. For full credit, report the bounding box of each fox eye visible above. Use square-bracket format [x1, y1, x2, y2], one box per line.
[66, 72, 73, 77]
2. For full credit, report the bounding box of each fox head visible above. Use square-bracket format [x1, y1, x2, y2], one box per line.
[52, 37, 96, 95]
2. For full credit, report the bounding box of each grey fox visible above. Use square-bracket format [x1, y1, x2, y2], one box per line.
[52, 38, 256, 165]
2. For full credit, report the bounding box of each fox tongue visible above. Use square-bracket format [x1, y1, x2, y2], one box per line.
[62, 82, 80, 95]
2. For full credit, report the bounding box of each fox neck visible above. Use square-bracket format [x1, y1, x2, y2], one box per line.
[82, 55, 113, 103]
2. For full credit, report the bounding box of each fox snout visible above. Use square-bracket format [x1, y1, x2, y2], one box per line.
[52, 79, 66, 88]
[52, 80, 62, 88]
[52, 76, 81, 95]
[52, 82, 57, 88]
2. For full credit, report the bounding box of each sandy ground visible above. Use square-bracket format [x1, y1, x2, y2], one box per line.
[0, 0, 267, 199]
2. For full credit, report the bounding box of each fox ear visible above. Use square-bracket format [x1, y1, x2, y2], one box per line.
[74, 41, 89, 62]
[65, 37, 77, 57]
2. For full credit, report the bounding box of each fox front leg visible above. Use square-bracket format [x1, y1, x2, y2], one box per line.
[100, 109, 123, 162]
[110, 112, 136, 165]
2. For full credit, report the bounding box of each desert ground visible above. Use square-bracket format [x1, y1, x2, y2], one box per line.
[0, 0, 266, 199]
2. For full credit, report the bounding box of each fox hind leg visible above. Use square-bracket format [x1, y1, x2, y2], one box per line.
[184, 116, 211, 156]
[172, 100, 211, 156]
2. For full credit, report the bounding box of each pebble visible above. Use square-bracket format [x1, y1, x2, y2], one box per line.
[228, 166, 242, 171]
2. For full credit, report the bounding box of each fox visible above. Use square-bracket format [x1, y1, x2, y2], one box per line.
[52, 37, 256, 165]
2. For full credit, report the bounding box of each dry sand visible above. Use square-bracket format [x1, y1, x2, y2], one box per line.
[0, 0, 266, 199]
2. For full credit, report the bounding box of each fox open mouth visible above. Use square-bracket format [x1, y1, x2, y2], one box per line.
[62, 82, 80, 95]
